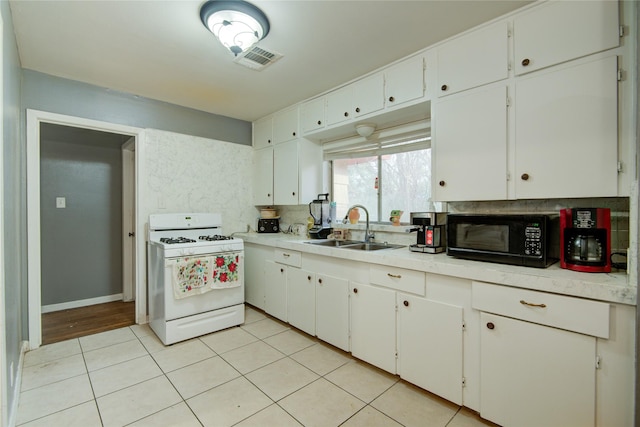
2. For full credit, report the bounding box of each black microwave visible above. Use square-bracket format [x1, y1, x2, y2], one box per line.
[447, 214, 560, 268]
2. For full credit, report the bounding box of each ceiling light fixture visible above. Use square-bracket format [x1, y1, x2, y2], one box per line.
[356, 123, 376, 138]
[200, 0, 270, 57]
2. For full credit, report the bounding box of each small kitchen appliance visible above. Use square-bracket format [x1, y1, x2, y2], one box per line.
[447, 213, 559, 268]
[308, 193, 333, 239]
[560, 208, 611, 273]
[407, 212, 447, 253]
[147, 213, 244, 345]
[258, 218, 279, 233]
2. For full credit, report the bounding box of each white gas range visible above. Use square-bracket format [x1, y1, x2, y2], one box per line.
[147, 213, 244, 345]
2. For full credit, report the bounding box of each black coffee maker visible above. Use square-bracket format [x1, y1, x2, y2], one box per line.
[308, 193, 332, 239]
[407, 212, 447, 253]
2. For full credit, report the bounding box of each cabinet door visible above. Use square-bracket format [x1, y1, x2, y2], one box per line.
[273, 140, 299, 205]
[300, 97, 326, 134]
[316, 274, 349, 351]
[480, 312, 595, 427]
[515, 56, 618, 199]
[287, 268, 316, 336]
[273, 107, 299, 144]
[253, 116, 273, 149]
[352, 73, 384, 117]
[243, 244, 266, 309]
[514, 0, 619, 76]
[433, 85, 507, 201]
[264, 260, 287, 322]
[326, 86, 352, 126]
[252, 147, 273, 205]
[437, 22, 508, 97]
[385, 56, 424, 107]
[397, 294, 463, 405]
[350, 282, 396, 374]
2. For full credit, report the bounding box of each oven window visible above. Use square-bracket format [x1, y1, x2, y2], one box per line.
[456, 224, 509, 252]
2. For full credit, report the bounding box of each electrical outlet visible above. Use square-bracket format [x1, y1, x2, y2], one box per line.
[56, 197, 66, 208]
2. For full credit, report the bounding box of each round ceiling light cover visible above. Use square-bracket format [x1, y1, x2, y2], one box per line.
[200, 0, 270, 56]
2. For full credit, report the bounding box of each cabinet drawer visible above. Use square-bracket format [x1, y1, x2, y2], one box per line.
[472, 281, 609, 338]
[370, 265, 425, 295]
[273, 249, 301, 267]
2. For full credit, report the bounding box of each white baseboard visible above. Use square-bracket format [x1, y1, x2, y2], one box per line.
[41, 294, 124, 314]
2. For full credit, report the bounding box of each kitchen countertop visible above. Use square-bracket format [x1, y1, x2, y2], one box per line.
[239, 232, 636, 306]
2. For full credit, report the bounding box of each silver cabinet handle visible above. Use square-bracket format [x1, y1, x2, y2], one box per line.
[520, 299, 546, 308]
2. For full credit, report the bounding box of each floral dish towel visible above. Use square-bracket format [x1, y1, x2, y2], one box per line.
[169, 256, 213, 299]
[211, 253, 242, 289]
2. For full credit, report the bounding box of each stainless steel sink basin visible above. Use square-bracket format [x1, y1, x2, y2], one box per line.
[304, 240, 362, 247]
[341, 242, 406, 251]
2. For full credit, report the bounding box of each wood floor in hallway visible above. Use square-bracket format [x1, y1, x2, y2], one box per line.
[41, 300, 136, 345]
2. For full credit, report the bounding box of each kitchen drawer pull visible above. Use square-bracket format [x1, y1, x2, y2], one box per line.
[520, 299, 546, 308]
[353, 288, 358, 294]
[487, 322, 495, 330]
[344, 111, 349, 117]
[318, 278, 323, 284]
[403, 300, 409, 307]
[387, 273, 402, 279]
[521, 173, 530, 181]
[283, 253, 290, 258]
[317, 120, 322, 125]
[441, 84, 448, 91]
[292, 132, 296, 137]
[439, 180, 446, 187]
[307, 275, 312, 281]
[522, 58, 530, 66]
[355, 107, 361, 113]
[388, 96, 395, 102]
[280, 268, 284, 273]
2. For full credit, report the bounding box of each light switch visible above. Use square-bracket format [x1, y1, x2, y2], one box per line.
[56, 197, 66, 209]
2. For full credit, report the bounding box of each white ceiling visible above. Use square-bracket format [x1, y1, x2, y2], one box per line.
[9, 0, 531, 122]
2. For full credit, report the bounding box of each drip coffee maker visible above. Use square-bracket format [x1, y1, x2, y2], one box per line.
[308, 193, 333, 239]
[560, 208, 611, 272]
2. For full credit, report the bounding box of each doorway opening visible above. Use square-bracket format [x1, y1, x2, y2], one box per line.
[38, 123, 134, 345]
[27, 110, 144, 349]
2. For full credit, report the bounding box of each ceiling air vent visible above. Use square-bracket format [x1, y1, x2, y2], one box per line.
[234, 46, 283, 71]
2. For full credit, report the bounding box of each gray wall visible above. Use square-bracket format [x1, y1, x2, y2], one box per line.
[2, 0, 25, 422]
[22, 69, 252, 146]
[40, 124, 129, 306]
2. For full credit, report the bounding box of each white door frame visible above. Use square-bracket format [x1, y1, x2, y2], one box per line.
[122, 138, 136, 302]
[27, 109, 145, 349]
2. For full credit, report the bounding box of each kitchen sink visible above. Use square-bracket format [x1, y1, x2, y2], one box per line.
[304, 240, 405, 251]
[304, 239, 363, 247]
[341, 242, 406, 251]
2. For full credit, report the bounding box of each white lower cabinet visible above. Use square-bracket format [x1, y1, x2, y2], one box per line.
[350, 282, 397, 374]
[479, 312, 596, 427]
[316, 273, 349, 351]
[287, 267, 316, 336]
[397, 294, 463, 405]
[244, 243, 273, 309]
[264, 260, 287, 322]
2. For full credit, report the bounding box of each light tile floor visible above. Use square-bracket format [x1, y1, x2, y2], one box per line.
[17, 306, 497, 427]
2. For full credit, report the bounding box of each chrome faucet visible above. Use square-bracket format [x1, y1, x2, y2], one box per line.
[344, 204, 374, 243]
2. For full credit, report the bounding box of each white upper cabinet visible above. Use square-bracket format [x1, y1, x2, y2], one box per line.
[273, 106, 299, 144]
[252, 147, 273, 205]
[437, 22, 509, 97]
[326, 86, 353, 126]
[253, 116, 273, 149]
[384, 55, 425, 107]
[352, 73, 385, 117]
[433, 85, 508, 201]
[300, 97, 326, 134]
[513, 0, 619, 76]
[514, 55, 619, 199]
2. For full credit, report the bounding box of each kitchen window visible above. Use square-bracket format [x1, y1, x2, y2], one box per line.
[325, 120, 432, 224]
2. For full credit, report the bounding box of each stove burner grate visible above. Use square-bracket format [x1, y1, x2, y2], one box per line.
[160, 237, 197, 244]
[199, 235, 233, 241]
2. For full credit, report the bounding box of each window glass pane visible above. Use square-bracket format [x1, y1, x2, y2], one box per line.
[380, 149, 432, 222]
[333, 157, 379, 222]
